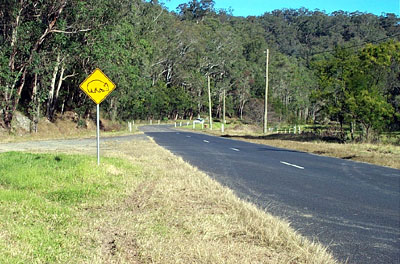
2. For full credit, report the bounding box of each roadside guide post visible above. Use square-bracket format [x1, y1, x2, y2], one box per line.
[79, 68, 116, 165]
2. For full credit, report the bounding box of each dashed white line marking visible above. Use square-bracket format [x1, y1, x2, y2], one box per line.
[230, 148, 240, 152]
[186, 136, 191, 138]
[203, 140, 209, 143]
[280, 161, 305, 170]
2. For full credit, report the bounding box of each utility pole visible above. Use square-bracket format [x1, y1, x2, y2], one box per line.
[222, 88, 226, 133]
[207, 74, 213, 130]
[223, 88, 226, 125]
[264, 49, 269, 134]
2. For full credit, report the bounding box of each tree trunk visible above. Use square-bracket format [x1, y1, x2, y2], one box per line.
[49, 62, 65, 120]
[30, 73, 40, 133]
[339, 118, 345, 141]
[216, 91, 222, 119]
[1, 109, 13, 130]
[304, 107, 309, 123]
[350, 121, 355, 141]
[239, 100, 246, 120]
[9, 4, 23, 72]
[10, 67, 28, 124]
[109, 97, 118, 121]
[365, 125, 370, 142]
[54, 64, 65, 108]
[47, 52, 61, 120]
[197, 90, 202, 116]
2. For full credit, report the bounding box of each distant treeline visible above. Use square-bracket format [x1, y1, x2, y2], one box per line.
[1, 0, 399, 139]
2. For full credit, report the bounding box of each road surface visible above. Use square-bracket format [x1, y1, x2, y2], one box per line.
[140, 125, 400, 264]
[0, 134, 147, 153]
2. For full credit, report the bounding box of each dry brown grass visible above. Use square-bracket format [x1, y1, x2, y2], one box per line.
[81, 139, 339, 264]
[0, 118, 136, 143]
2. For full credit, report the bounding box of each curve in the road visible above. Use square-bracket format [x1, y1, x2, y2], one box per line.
[140, 125, 400, 264]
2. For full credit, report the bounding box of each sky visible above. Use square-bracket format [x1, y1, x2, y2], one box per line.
[159, 0, 400, 17]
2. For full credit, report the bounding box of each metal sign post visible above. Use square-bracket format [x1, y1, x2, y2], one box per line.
[79, 68, 116, 165]
[96, 104, 100, 165]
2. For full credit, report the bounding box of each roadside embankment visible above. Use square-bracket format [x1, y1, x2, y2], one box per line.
[0, 137, 338, 263]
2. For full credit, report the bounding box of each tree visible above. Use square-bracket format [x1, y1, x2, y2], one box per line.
[312, 41, 399, 140]
[178, 0, 215, 22]
[0, 0, 68, 129]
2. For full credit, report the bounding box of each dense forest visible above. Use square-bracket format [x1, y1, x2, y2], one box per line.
[1, 0, 399, 140]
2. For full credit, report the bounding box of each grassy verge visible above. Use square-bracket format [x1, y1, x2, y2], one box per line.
[0, 152, 142, 263]
[0, 140, 338, 263]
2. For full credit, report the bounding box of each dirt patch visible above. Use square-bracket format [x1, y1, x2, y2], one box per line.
[96, 225, 143, 263]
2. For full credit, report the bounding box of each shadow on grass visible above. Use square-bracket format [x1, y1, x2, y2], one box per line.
[221, 132, 345, 144]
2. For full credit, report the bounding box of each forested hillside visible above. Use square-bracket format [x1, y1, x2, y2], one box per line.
[1, 0, 399, 139]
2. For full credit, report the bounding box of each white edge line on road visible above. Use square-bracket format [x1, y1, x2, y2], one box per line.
[230, 148, 240, 152]
[203, 140, 209, 143]
[280, 161, 305, 170]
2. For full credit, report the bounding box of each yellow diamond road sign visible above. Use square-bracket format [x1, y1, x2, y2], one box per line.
[80, 68, 116, 104]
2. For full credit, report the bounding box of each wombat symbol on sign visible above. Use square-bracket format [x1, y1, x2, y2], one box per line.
[87, 80, 109, 93]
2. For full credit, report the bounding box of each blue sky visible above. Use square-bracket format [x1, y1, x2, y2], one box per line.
[159, 0, 400, 17]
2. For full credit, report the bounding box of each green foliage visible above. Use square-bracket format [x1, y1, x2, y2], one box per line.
[312, 41, 399, 140]
[0, 0, 398, 135]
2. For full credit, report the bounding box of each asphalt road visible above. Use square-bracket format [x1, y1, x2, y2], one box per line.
[0, 134, 148, 153]
[140, 125, 400, 264]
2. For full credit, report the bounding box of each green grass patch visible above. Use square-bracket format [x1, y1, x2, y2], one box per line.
[0, 152, 140, 263]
